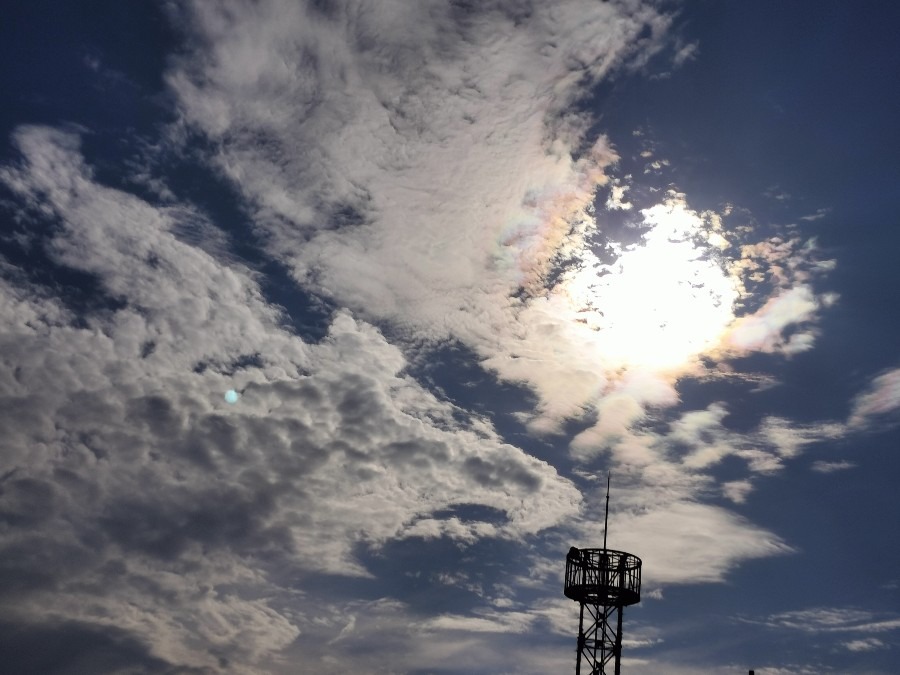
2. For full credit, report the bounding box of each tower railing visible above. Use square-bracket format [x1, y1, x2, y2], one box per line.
[564, 548, 641, 606]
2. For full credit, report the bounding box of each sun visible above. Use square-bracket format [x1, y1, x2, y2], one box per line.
[565, 197, 739, 371]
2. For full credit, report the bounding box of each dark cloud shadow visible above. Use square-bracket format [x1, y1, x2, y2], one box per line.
[0, 619, 198, 675]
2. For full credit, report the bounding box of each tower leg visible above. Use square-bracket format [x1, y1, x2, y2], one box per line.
[614, 605, 623, 675]
[576, 603, 584, 675]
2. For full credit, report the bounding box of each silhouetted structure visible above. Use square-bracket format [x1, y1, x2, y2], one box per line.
[564, 476, 641, 675]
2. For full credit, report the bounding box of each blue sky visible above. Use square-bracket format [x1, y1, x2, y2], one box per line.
[1, 2, 899, 673]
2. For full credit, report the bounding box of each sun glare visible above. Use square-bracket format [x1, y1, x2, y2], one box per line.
[567, 198, 739, 370]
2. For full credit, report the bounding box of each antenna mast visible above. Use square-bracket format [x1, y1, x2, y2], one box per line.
[564, 470, 641, 675]
[603, 471, 610, 551]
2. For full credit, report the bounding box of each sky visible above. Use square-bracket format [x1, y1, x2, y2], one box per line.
[1, 1, 899, 673]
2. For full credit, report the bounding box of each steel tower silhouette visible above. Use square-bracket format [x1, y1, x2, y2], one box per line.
[564, 475, 641, 675]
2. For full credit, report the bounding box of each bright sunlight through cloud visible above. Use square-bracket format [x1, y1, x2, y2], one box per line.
[567, 194, 739, 370]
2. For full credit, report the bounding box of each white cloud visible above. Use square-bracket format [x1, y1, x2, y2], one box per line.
[672, 40, 699, 67]
[722, 479, 754, 503]
[811, 460, 856, 473]
[727, 285, 820, 353]
[158, 5, 845, 594]
[0, 2, 863, 672]
[571, 497, 792, 585]
[424, 609, 535, 634]
[843, 637, 886, 652]
[759, 416, 843, 459]
[800, 207, 831, 222]
[761, 607, 900, 635]
[281, 595, 573, 675]
[850, 367, 900, 427]
[164, 0, 679, 419]
[0, 125, 581, 671]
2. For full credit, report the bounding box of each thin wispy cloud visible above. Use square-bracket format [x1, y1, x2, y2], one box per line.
[849, 367, 900, 428]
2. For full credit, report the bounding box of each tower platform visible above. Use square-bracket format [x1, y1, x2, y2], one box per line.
[564, 547, 642, 607]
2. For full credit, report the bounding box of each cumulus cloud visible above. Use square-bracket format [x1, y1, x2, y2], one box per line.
[161, 1, 841, 476]
[0, 125, 580, 671]
[164, 0, 680, 419]
[164, 5, 840, 605]
[0, 1, 865, 672]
